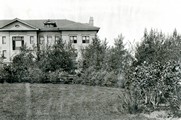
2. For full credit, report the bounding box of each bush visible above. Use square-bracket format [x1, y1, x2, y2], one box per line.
[45, 70, 76, 84]
[26, 67, 46, 83]
[38, 39, 76, 73]
[125, 61, 181, 114]
[102, 71, 118, 87]
[1, 64, 15, 83]
[0, 64, 5, 83]
[46, 70, 60, 83]
[78, 67, 118, 87]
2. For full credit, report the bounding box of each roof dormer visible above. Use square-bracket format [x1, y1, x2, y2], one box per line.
[44, 19, 57, 27]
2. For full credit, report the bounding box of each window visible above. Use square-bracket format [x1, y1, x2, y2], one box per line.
[70, 36, 77, 43]
[82, 36, 90, 43]
[39, 36, 44, 44]
[44, 20, 57, 27]
[2, 50, 7, 59]
[30, 36, 34, 44]
[12, 36, 24, 50]
[55, 36, 60, 44]
[47, 36, 52, 44]
[2, 36, 6, 44]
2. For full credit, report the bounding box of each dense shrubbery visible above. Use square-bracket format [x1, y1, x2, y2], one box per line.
[74, 67, 118, 87]
[79, 35, 132, 87]
[0, 39, 77, 83]
[125, 61, 181, 115]
[124, 29, 181, 116]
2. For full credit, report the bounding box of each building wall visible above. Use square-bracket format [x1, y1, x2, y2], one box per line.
[62, 31, 97, 59]
[0, 30, 97, 62]
[0, 32, 10, 62]
[38, 31, 61, 50]
[0, 31, 37, 62]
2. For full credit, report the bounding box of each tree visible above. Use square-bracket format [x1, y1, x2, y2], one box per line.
[108, 35, 132, 74]
[125, 29, 181, 115]
[134, 29, 165, 65]
[125, 61, 181, 114]
[38, 38, 76, 73]
[81, 36, 108, 70]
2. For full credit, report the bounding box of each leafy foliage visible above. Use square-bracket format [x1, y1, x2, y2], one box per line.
[125, 29, 181, 115]
[38, 39, 76, 73]
[80, 35, 132, 87]
[81, 36, 108, 70]
[107, 35, 133, 73]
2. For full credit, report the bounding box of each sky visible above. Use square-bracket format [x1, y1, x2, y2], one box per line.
[1, 0, 181, 46]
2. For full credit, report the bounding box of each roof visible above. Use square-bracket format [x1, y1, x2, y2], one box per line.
[0, 18, 100, 31]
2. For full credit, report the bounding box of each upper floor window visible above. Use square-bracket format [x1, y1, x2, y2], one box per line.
[82, 36, 90, 43]
[12, 36, 24, 50]
[39, 36, 44, 44]
[2, 36, 6, 44]
[47, 36, 52, 44]
[30, 36, 34, 44]
[55, 36, 60, 44]
[70, 36, 77, 43]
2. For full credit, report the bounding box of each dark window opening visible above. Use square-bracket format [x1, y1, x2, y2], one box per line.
[2, 50, 7, 59]
[44, 20, 57, 27]
[12, 36, 24, 50]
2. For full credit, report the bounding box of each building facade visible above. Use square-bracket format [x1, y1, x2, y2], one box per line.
[0, 17, 99, 63]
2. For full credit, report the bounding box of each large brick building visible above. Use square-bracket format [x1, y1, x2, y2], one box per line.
[0, 17, 99, 63]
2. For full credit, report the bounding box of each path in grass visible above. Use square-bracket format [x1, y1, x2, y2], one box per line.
[25, 83, 31, 120]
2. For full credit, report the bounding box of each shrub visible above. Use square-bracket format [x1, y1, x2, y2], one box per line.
[125, 61, 181, 114]
[38, 39, 76, 73]
[46, 70, 60, 83]
[79, 67, 118, 87]
[0, 64, 6, 83]
[26, 67, 46, 83]
[102, 71, 118, 87]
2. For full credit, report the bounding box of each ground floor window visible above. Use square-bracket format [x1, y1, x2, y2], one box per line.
[2, 36, 6, 44]
[12, 36, 24, 50]
[30, 36, 34, 44]
[2, 50, 7, 59]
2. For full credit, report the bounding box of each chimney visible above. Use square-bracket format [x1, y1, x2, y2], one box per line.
[89, 17, 94, 26]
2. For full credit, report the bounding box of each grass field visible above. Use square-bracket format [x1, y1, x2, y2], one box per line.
[0, 83, 180, 120]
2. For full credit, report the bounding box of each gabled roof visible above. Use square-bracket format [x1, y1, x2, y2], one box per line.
[0, 18, 39, 30]
[0, 18, 100, 31]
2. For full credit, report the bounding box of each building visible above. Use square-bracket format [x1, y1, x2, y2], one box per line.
[0, 17, 100, 63]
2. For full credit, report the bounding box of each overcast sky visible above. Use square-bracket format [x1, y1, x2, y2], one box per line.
[1, 0, 181, 46]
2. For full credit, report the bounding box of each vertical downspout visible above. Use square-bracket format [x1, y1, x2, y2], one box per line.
[36, 30, 40, 61]
[9, 31, 11, 62]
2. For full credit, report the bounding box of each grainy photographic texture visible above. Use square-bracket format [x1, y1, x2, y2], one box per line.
[0, 0, 181, 120]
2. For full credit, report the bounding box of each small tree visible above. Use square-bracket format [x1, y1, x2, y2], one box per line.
[134, 29, 165, 65]
[38, 38, 76, 73]
[81, 36, 108, 70]
[108, 35, 132, 73]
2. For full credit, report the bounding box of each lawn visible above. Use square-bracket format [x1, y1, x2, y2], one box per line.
[0, 83, 179, 120]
